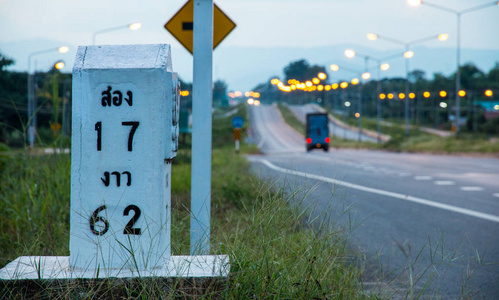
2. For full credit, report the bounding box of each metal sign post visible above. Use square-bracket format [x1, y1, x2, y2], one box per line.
[190, 0, 214, 255]
[166, 0, 236, 255]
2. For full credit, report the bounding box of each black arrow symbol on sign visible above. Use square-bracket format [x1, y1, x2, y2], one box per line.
[182, 22, 193, 31]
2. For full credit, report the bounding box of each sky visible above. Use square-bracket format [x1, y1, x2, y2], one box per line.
[1, 0, 498, 91]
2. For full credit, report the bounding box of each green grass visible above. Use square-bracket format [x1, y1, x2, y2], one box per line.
[277, 103, 305, 134]
[328, 110, 423, 140]
[0, 104, 371, 298]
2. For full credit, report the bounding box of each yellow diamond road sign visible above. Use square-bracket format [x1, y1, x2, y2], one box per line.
[165, 0, 236, 54]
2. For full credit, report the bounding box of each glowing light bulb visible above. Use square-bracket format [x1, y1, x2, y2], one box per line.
[407, 0, 422, 7]
[367, 33, 378, 41]
[345, 49, 356, 58]
[438, 33, 449, 41]
[58, 46, 69, 53]
[404, 51, 414, 59]
[129, 22, 142, 30]
[55, 61, 65, 69]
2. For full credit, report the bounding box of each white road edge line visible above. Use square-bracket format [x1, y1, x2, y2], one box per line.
[460, 187, 484, 192]
[257, 136, 266, 149]
[251, 158, 499, 224]
[493, 193, 499, 198]
[434, 181, 455, 186]
[414, 176, 433, 180]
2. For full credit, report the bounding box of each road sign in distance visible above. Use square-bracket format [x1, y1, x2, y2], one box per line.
[233, 128, 241, 141]
[232, 116, 244, 128]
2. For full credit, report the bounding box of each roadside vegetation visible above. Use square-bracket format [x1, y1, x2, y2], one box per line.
[252, 59, 499, 139]
[277, 103, 499, 155]
[0, 104, 373, 298]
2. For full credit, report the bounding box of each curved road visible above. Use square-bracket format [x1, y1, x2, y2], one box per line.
[248, 103, 499, 299]
[288, 104, 378, 143]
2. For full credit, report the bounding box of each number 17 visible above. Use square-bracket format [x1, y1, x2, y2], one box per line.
[95, 121, 140, 151]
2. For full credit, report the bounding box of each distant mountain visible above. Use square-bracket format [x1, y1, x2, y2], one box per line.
[2, 39, 498, 91]
[212, 45, 499, 91]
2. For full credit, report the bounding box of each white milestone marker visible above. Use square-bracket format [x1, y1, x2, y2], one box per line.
[70, 44, 179, 271]
[0, 43, 230, 281]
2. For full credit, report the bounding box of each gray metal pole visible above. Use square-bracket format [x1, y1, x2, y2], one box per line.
[455, 14, 461, 138]
[358, 57, 368, 142]
[405, 45, 410, 136]
[27, 56, 36, 148]
[376, 64, 381, 142]
[358, 85, 362, 142]
[27, 65, 33, 147]
[191, 0, 214, 255]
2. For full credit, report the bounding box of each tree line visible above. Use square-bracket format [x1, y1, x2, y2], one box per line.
[252, 59, 499, 135]
[0, 51, 230, 147]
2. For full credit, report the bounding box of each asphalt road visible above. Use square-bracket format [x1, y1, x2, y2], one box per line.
[248, 103, 499, 299]
[288, 104, 378, 143]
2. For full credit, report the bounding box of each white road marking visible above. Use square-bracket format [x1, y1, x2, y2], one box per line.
[398, 172, 412, 177]
[493, 193, 499, 198]
[434, 181, 455, 186]
[250, 158, 499, 223]
[257, 136, 266, 149]
[460, 187, 484, 192]
[414, 176, 433, 181]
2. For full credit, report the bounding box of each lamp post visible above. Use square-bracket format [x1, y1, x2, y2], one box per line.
[330, 64, 368, 142]
[367, 32, 448, 136]
[92, 22, 142, 45]
[27, 46, 69, 147]
[343, 50, 398, 142]
[407, 0, 498, 137]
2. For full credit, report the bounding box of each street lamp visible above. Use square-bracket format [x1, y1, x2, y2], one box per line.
[27, 46, 69, 147]
[54, 61, 65, 70]
[344, 50, 399, 142]
[92, 22, 142, 45]
[367, 32, 448, 135]
[407, 0, 498, 137]
[331, 64, 368, 142]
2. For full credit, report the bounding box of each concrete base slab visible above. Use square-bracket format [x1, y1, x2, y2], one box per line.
[0, 255, 229, 280]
